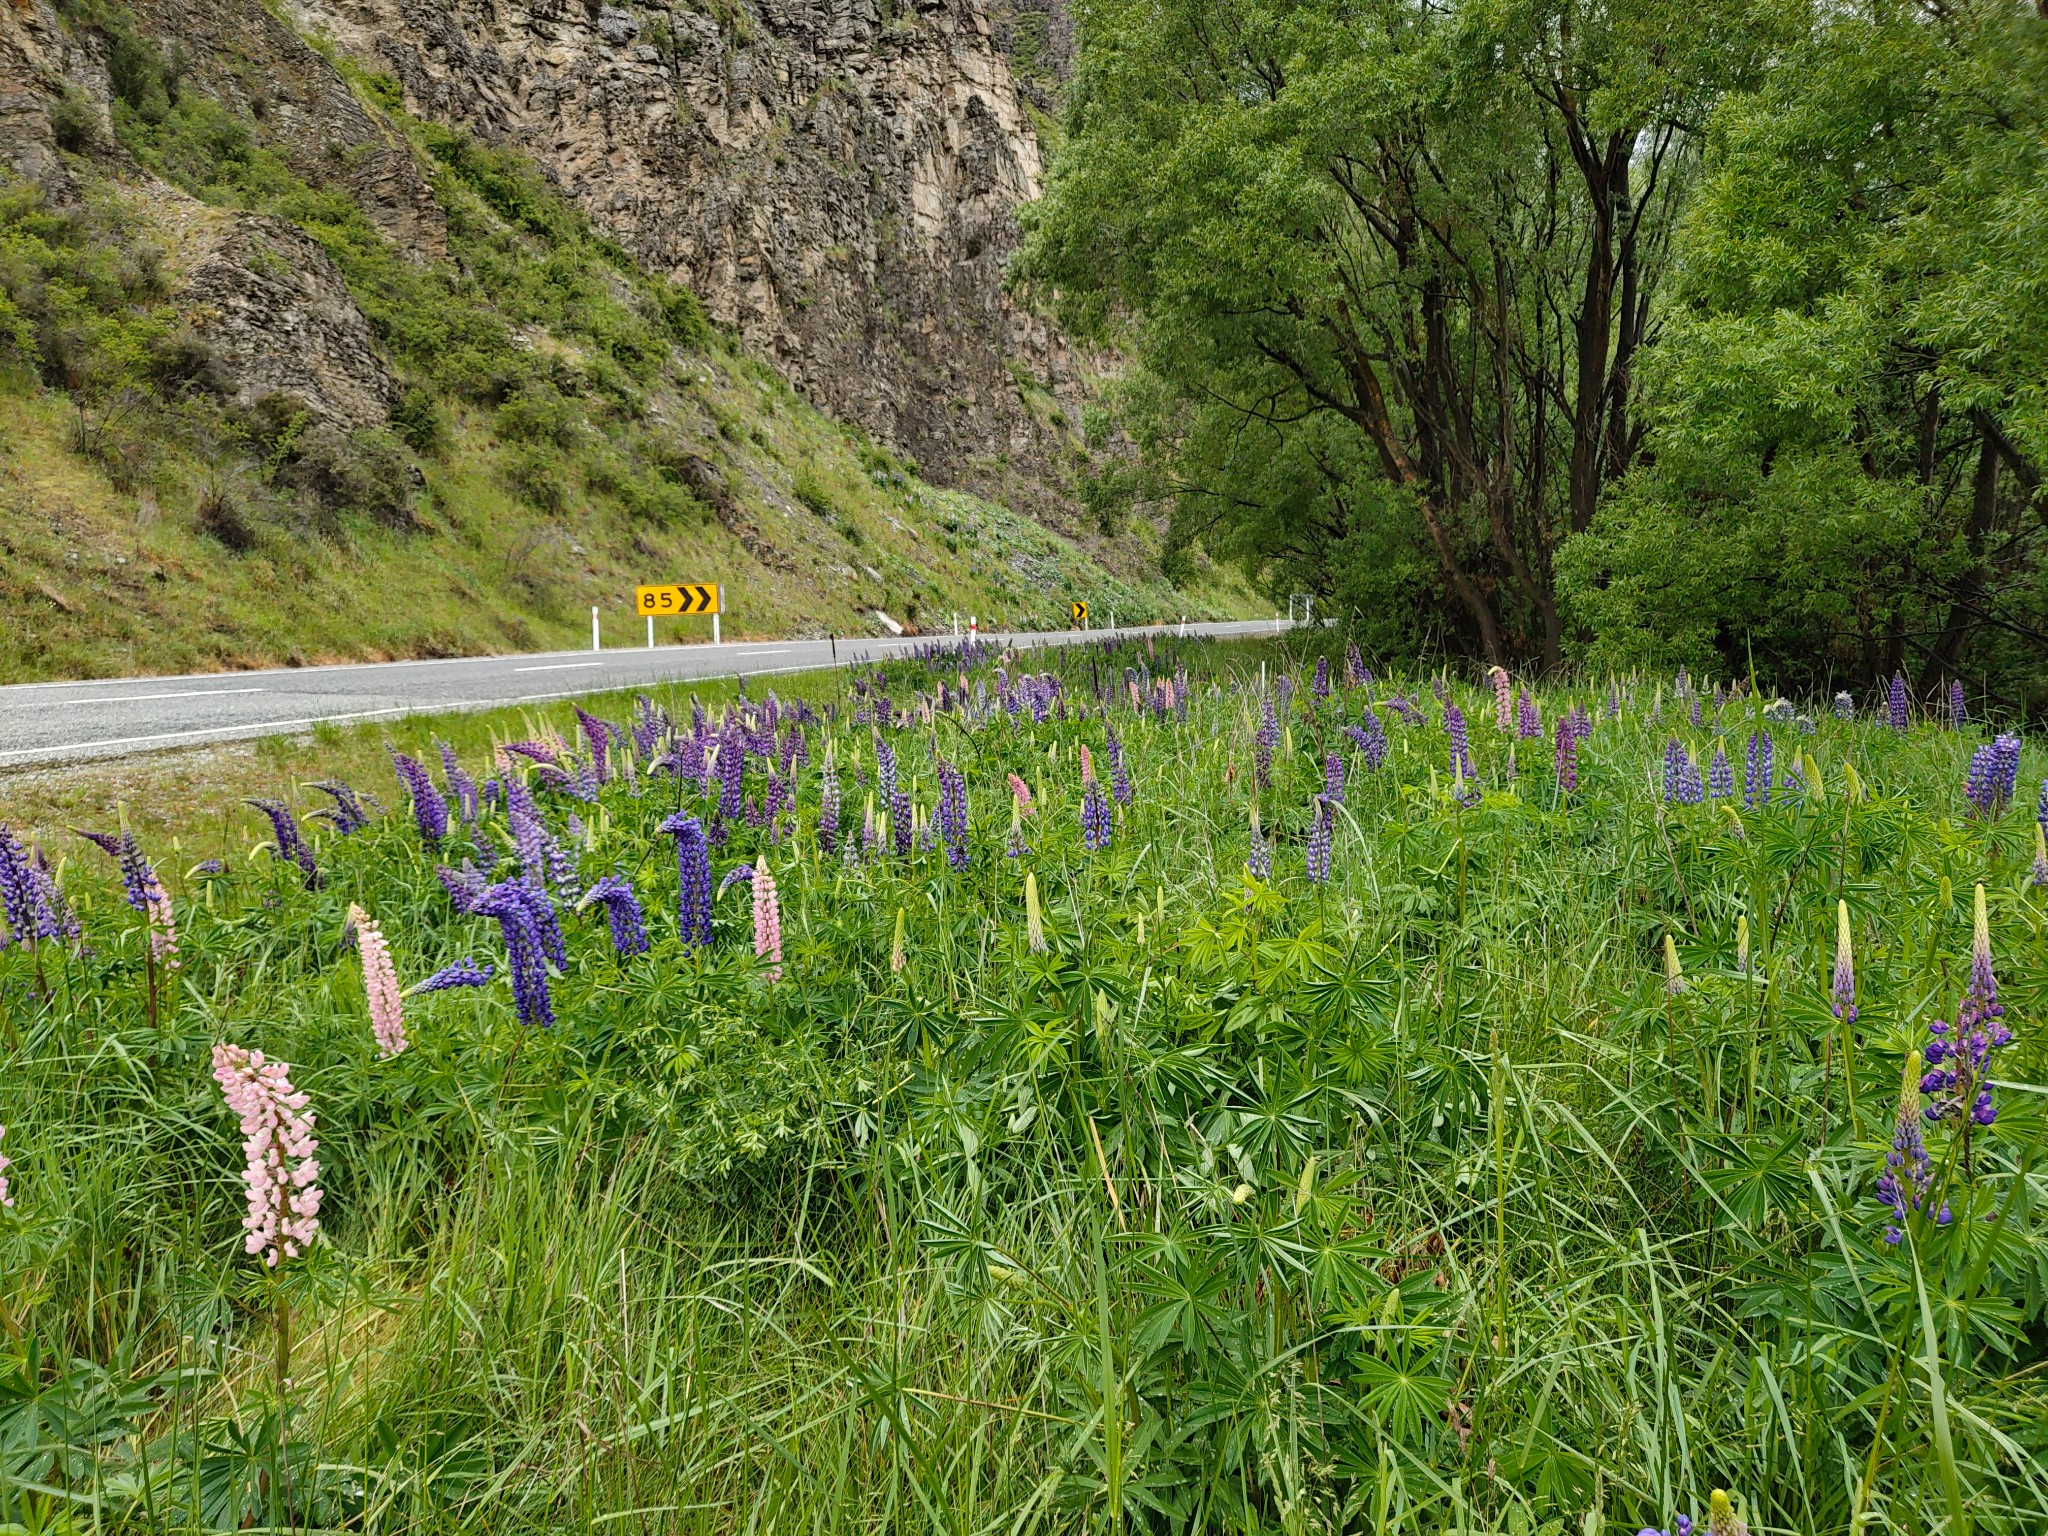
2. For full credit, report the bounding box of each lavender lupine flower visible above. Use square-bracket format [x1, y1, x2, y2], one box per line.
[819, 757, 842, 854]
[1255, 699, 1278, 790]
[719, 864, 755, 899]
[1324, 751, 1345, 805]
[1081, 775, 1113, 852]
[1104, 728, 1133, 806]
[475, 881, 555, 1027]
[1444, 702, 1475, 779]
[1662, 739, 1704, 805]
[440, 744, 480, 824]
[0, 824, 65, 948]
[1346, 707, 1388, 769]
[348, 904, 408, 1057]
[248, 799, 322, 889]
[1922, 885, 2013, 1128]
[390, 751, 450, 845]
[1688, 691, 1703, 729]
[1344, 642, 1367, 689]
[1516, 691, 1542, 740]
[1707, 745, 1733, 800]
[309, 780, 372, 835]
[1312, 656, 1330, 701]
[937, 760, 970, 870]
[1277, 674, 1295, 715]
[409, 957, 493, 994]
[1947, 679, 1967, 727]
[211, 1044, 322, 1266]
[573, 707, 614, 784]
[1743, 732, 1773, 809]
[1963, 734, 2023, 816]
[1555, 719, 1579, 793]
[1887, 673, 1909, 730]
[875, 735, 898, 809]
[658, 813, 714, 947]
[752, 862, 783, 981]
[1305, 796, 1333, 883]
[584, 874, 650, 958]
[1247, 804, 1272, 879]
[717, 730, 745, 818]
[1832, 899, 1857, 1023]
[1490, 666, 1512, 732]
[77, 828, 176, 965]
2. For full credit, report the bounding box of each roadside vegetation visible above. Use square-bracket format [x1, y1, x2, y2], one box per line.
[2, 636, 2043, 1532]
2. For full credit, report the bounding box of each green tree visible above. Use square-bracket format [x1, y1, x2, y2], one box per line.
[1562, 0, 2048, 702]
[1021, 0, 1754, 666]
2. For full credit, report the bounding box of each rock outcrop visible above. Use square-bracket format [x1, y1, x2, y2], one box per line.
[281, 0, 1090, 519]
[1, 0, 402, 432]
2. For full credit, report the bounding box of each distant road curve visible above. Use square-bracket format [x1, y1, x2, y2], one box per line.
[0, 620, 1289, 769]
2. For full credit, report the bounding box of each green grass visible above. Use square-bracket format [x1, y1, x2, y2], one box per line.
[2, 641, 2045, 1533]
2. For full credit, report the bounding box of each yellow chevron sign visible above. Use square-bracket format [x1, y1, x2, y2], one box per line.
[1071, 600, 1088, 625]
[636, 583, 721, 616]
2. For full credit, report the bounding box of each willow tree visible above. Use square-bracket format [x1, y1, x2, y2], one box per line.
[1020, 0, 1753, 665]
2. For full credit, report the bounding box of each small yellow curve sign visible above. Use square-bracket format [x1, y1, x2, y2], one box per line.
[637, 583, 721, 616]
[1071, 600, 1088, 626]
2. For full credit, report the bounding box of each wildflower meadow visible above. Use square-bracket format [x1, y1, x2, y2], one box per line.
[1, 639, 2044, 1534]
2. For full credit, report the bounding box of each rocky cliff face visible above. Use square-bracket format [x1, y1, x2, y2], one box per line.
[1, 0, 402, 431]
[279, 0, 1089, 522]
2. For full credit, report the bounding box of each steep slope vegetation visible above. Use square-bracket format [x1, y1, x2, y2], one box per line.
[0, 0, 1244, 681]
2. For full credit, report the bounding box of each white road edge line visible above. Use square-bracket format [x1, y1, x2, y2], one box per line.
[11, 687, 269, 707]
[513, 662, 608, 673]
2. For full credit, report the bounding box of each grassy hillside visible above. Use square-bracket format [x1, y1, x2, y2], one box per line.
[0, 9, 1249, 682]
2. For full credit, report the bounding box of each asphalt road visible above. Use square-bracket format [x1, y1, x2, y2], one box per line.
[0, 620, 1288, 769]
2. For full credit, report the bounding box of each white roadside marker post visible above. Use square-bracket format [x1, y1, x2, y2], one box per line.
[646, 615, 654, 649]
[592, 606, 600, 651]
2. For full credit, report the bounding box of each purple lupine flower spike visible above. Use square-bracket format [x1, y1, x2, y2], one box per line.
[411, 957, 493, 993]
[1876, 1052, 1934, 1244]
[573, 707, 613, 785]
[1922, 886, 2012, 1130]
[1744, 732, 1772, 809]
[1344, 642, 1366, 689]
[1444, 702, 1474, 779]
[1305, 795, 1333, 883]
[1663, 739, 1704, 805]
[718, 863, 756, 899]
[309, 780, 372, 835]
[1080, 755, 1113, 852]
[475, 881, 554, 1027]
[1312, 656, 1330, 701]
[1948, 680, 1967, 727]
[937, 760, 970, 870]
[248, 799, 321, 889]
[439, 743, 479, 825]
[1888, 673, 1909, 730]
[1105, 728, 1132, 806]
[658, 814, 714, 947]
[584, 874, 650, 958]
[1554, 718, 1579, 793]
[391, 752, 449, 845]
[1255, 699, 1278, 791]
[1707, 745, 1733, 800]
[1324, 751, 1344, 805]
[1515, 691, 1541, 740]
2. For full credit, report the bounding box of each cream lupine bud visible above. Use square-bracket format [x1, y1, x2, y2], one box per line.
[1974, 880, 1991, 959]
[1844, 761, 1864, 803]
[1802, 752, 1825, 802]
[349, 904, 408, 1057]
[211, 1044, 322, 1267]
[1664, 933, 1685, 994]
[1025, 872, 1047, 953]
[1707, 1490, 1749, 1536]
[890, 906, 906, 974]
[1832, 899, 1857, 1022]
[1736, 914, 1750, 977]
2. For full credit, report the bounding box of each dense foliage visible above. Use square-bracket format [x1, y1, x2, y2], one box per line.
[2, 638, 2045, 1532]
[1021, 0, 2048, 701]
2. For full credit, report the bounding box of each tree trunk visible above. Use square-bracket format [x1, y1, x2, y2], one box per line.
[1922, 427, 2001, 690]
